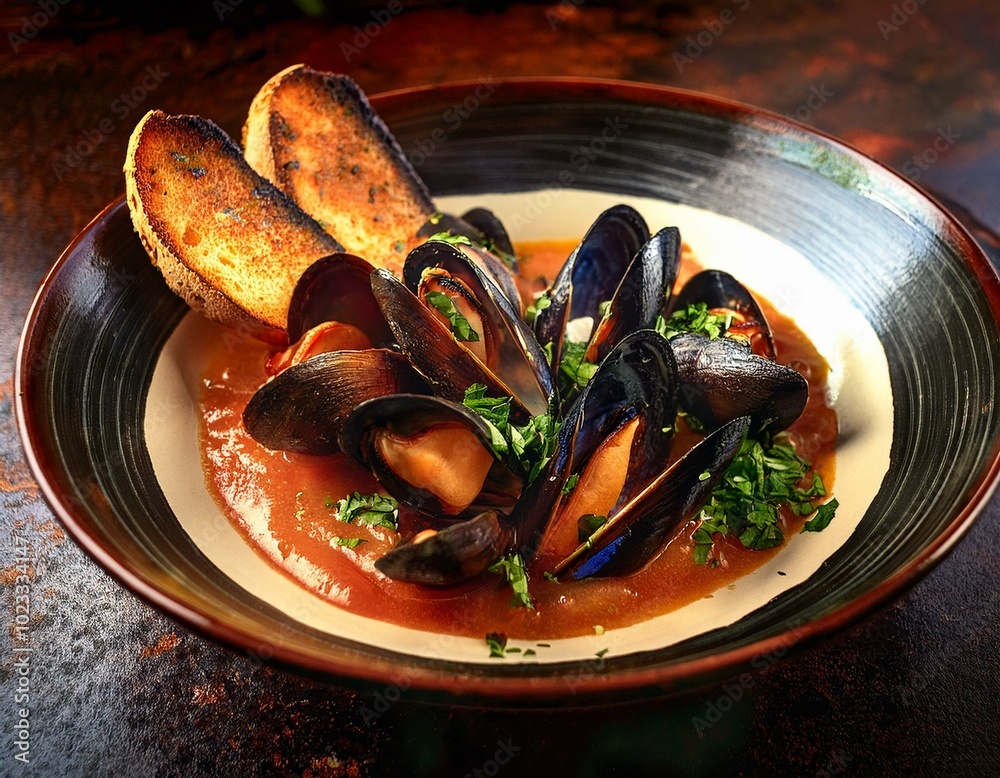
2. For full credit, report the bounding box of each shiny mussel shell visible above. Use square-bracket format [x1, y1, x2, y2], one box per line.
[670, 332, 808, 432]
[374, 510, 513, 587]
[286, 252, 394, 346]
[515, 329, 680, 562]
[669, 269, 775, 359]
[243, 349, 427, 455]
[370, 268, 545, 420]
[403, 241, 553, 408]
[339, 393, 522, 519]
[533, 204, 650, 369]
[554, 415, 751, 580]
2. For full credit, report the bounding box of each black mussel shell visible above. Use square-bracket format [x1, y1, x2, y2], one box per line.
[243, 349, 427, 455]
[556, 415, 751, 580]
[371, 267, 544, 420]
[670, 333, 808, 432]
[669, 269, 775, 359]
[286, 253, 394, 346]
[339, 393, 522, 519]
[460, 207, 516, 261]
[516, 330, 679, 559]
[587, 226, 681, 364]
[534, 204, 650, 368]
[403, 242, 553, 408]
[375, 510, 512, 587]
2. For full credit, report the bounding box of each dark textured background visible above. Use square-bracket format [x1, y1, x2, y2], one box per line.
[1, 1, 998, 776]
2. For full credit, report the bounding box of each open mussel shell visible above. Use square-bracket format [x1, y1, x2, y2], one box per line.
[586, 226, 681, 364]
[671, 332, 808, 432]
[370, 268, 544, 420]
[403, 242, 553, 407]
[534, 204, 650, 367]
[374, 510, 512, 587]
[286, 253, 394, 346]
[515, 330, 679, 559]
[555, 415, 751, 580]
[243, 349, 428, 455]
[669, 269, 776, 359]
[416, 210, 521, 296]
[339, 393, 522, 519]
[459, 207, 516, 260]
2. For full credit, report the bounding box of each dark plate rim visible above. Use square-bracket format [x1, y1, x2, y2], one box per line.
[15, 77, 1000, 704]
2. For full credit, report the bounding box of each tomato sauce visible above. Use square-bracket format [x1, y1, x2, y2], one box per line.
[199, 240, 837, 640]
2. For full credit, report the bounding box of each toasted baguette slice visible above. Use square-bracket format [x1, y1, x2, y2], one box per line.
[125, 110, 342, 342]
[243, 65, 435, 277]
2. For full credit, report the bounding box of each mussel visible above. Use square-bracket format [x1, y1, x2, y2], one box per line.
[533, 204, 651, 372]
[374, 510, 513, 587]
[665, 270, 808, 432]
[339, 393, 522, 519]
[244, 253, 430, 453]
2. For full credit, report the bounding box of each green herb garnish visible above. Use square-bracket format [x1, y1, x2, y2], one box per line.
[427, 230, 474, 247]
[577, 513, 608, 543]
[331, 536, 366, 549]
[561, 473, 580, 495]
[335, 492, 399, 530]
[803, 497, 839, 532]
[488, 553, 535, 610]
[558, 340, 600, 400]
[424, 291, 480, 342]
[525, 291, 552, 326]
[462, 384, 559, 483]
[486, 632, 508, 658]
[655, 302, 732, 340]
[693, 433, 835, 565]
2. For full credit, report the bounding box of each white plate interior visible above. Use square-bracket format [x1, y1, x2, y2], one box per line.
[145, 189, 892, 664]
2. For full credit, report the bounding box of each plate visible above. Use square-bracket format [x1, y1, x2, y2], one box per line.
[16, 78, 1000, 705]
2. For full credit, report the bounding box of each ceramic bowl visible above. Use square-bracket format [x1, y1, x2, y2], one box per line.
[17, 78, 1000, 705]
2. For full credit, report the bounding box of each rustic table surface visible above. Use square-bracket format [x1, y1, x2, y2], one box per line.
[2, 1, 998, 776]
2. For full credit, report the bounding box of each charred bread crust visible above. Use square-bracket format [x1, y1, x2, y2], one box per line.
[124, 109, 342, 342]
[243, 65, 435, 276]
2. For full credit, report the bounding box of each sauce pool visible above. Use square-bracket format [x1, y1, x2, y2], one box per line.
[199, 240, 837, 640]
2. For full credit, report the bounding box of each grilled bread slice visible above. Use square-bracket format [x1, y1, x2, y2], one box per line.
[243, 65, 435, 277]
[125, 110, 342, 342]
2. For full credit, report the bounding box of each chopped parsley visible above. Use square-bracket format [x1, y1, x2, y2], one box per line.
[577, 513, 608, 543]
[331, 536, 366, 549]
[462, 384, 559, 483]
[486, 632, 507, 658]
[488, 553, 535, 610]
[693, 433, 836, 565]
[424, 291, 480, 342]
[803, 497, 839, 532]
[427, 230, 474, 247]
[562, 472, 580, 495]
[656, 302, 732, 340]
[427, 229, 518, 269]
[557, 340, 600, 401]
[335, 492, 399, 530]
[525, 291, 552, 326]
